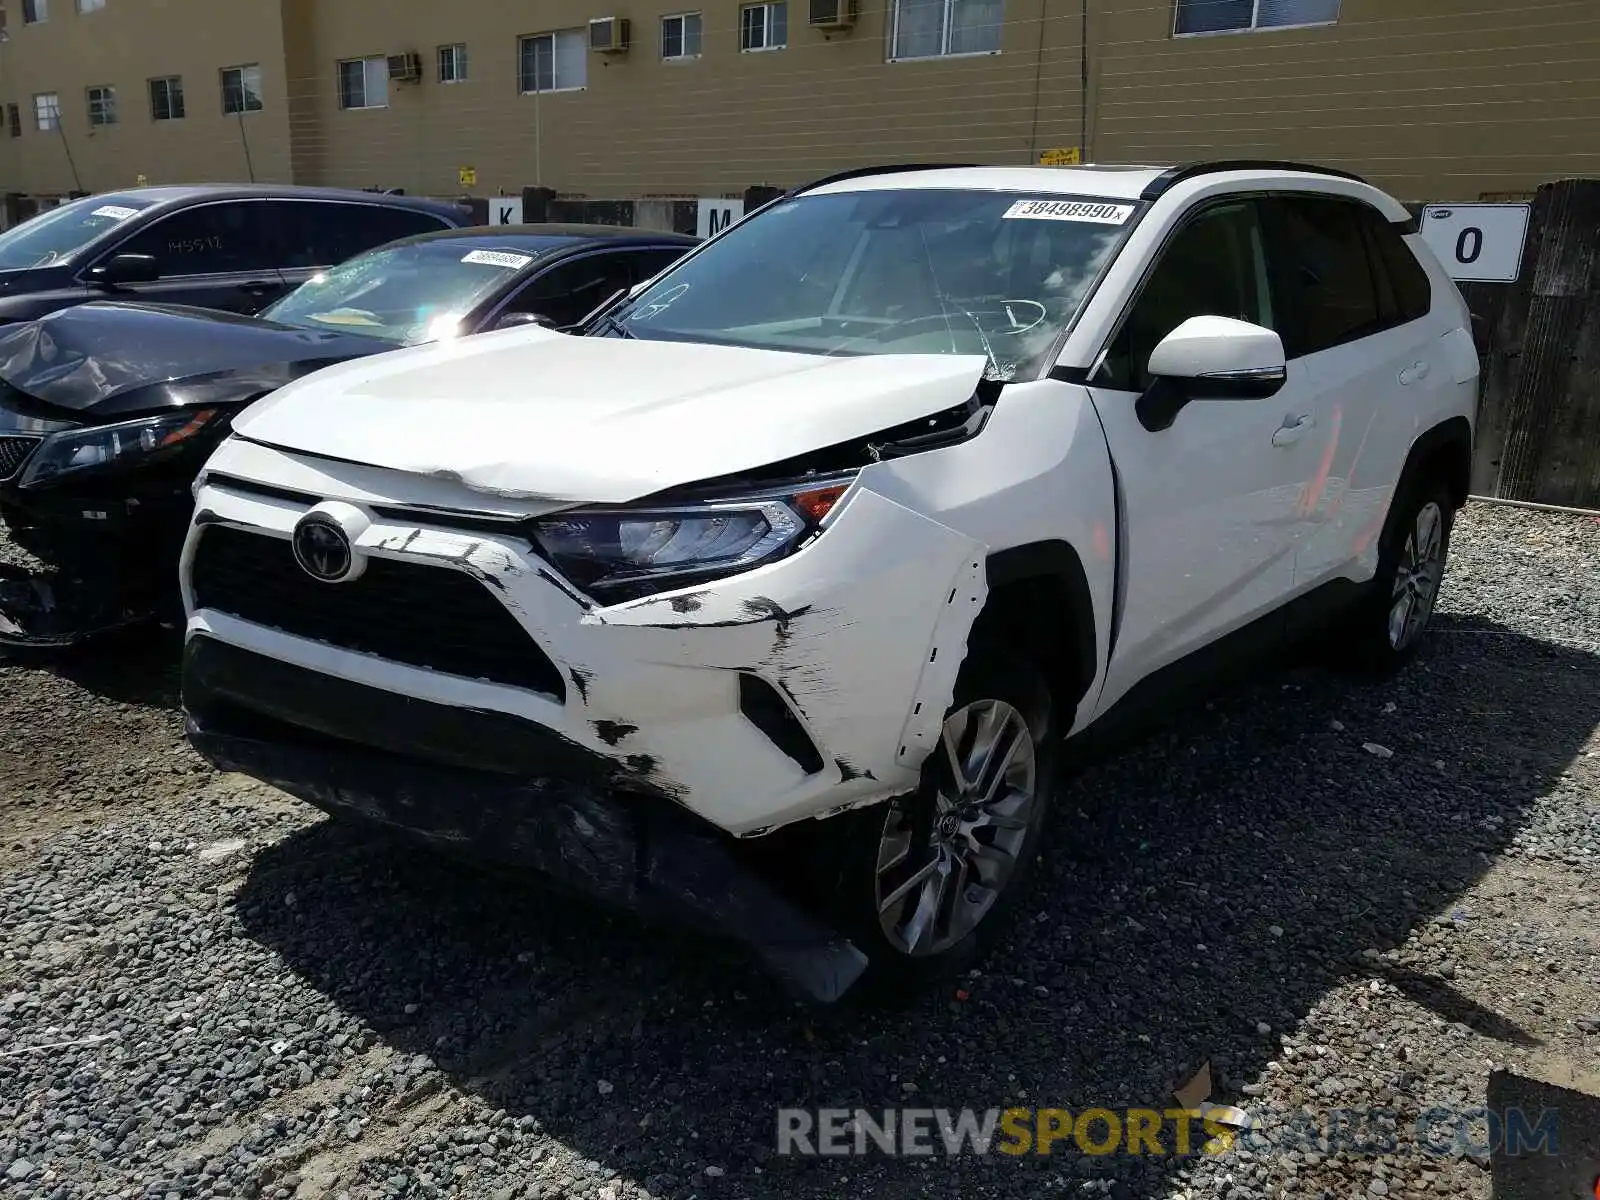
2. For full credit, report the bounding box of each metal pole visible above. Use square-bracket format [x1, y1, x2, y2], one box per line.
[54, 107, 83, 193]
[1079, 0, 1090, 159]
[237, 113, 257, 183]
[1467, 494, 1600, 518]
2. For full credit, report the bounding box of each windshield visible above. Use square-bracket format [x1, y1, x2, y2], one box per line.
[618, 188, 1140, 380]
[0, 194, 156, 270]
[261, 240, 546, 344]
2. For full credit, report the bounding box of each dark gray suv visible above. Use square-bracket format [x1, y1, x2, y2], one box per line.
[0, 184, 473, 325]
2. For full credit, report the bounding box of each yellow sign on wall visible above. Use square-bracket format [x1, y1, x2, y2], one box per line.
[1039, 147, 1082, 166]
[135, 173, 149, 186]
[459, 167, 477, 187]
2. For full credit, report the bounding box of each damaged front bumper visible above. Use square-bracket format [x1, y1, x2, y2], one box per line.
[183, 634, 870, 1003]
[0, 486, 192, 649]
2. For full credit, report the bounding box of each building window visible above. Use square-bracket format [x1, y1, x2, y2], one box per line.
[518, 30, 586, 93]
[7, 105, 20, 138]
[662, 12, 703, 59]
[338, 56, 389, 110]
[1173, 0, 1339, 35]
[76, 0, 105, 11]
[21, 0, 46, 23]
[33, 93, 59, 130]
[149, 76, 185, 121]
[741, 1, 787, 50]
[221, 64, 264, 114]
[87, 85, 117, 127]
[889, 0, 1002, 60]
[438, 43, 468, 83]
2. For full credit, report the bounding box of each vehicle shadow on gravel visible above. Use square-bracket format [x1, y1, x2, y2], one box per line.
[234, 613, 1600, 1200]
[1, 622, 183, 710]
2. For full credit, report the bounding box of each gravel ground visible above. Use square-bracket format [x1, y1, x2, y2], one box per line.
[1, 501, 1597, 1200]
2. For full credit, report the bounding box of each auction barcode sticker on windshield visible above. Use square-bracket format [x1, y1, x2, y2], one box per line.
[92, 205, 140, 221]
[1002, 200, 1135, 225]
[461, 249, 534, 269]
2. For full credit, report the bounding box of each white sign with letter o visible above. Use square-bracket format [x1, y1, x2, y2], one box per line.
[1420, 203, 1532, 284]
[696, 198, 744, 239]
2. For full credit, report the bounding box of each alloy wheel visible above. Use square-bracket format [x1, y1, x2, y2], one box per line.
[874, 698, 1038, 957]
[1388, 500, 1445, 650]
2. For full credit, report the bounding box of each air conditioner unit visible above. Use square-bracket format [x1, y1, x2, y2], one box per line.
[589, 17, 631, 53]
[387, 52, 422, 82]
[809, 0, 858, 30]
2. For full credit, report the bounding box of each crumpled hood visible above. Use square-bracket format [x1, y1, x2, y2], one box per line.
[231, 326, 990, 503]
[0, 300, 387, 417]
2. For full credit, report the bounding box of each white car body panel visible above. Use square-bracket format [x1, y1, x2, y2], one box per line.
[847, 378, 1119, 734]
[231, 323, 989, 504]
[1084, 363, 1317, 711]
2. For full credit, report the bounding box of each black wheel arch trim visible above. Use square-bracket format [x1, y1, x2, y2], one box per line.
[979, 540, 1099, 725]
[1397, 415, 1473, 510]
[1371, 415, 1472, 568]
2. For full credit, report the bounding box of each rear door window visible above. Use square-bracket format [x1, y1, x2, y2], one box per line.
[1362, 209, 1433, 324]
[1266, 196, 1384, 357]
[627, 246, 691, 287]
[113, 201, 278, 276]
[273, 201, 454, 269]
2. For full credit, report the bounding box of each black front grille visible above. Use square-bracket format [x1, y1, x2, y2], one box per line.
[0, 435, 40, 480]
[191, 524, 567, 700]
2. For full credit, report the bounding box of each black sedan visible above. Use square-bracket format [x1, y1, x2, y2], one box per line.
[0, 224, 697, 646]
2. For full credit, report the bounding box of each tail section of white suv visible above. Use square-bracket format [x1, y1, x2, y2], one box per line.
[178, 161, 1478, 1002]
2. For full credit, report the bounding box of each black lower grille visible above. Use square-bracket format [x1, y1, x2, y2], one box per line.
[191, 524, 567, 699]
[0, 435, 40, 480]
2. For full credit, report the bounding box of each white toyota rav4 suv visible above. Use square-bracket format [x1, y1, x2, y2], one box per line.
[179, 161, 1479, 1002]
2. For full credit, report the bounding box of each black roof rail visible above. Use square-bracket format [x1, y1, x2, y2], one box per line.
[1140, 159, 1370, 201]
[789, 162, 980, 198]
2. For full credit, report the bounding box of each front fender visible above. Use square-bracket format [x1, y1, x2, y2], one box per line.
[586, 485, 988, 827]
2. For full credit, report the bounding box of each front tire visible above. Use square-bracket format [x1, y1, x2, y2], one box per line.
[1341, 475, 1455, 675]
[827, 649, 1057, 996]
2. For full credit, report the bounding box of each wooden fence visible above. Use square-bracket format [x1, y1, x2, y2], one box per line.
[1465, 178, 1600, 509]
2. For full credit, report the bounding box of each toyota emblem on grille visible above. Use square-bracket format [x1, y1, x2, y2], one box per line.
[292, 514, 354, 582]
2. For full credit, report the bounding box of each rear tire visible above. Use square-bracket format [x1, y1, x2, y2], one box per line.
[1339, 474, 1455, 676]
[822, 647, 1057, 998]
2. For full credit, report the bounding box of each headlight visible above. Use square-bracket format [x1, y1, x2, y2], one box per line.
[531, 475, 854, 603]
[19, 409, 221, 488]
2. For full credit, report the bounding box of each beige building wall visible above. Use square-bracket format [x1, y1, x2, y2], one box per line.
[0, 0, 1595, 205]
[1089, 0, 1600, 202]
[297, 0, 1084, 200]
[0, 0, 296, 196]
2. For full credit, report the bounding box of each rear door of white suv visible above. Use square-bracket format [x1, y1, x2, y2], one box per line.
[1261, 195, 1451, 593]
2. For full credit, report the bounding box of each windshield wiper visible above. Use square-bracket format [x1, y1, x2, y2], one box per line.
[581, 288, 636, 339]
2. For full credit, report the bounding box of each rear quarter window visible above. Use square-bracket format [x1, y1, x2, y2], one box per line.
[274, 201, 455, 269]
[1370, 219, 1433, 324]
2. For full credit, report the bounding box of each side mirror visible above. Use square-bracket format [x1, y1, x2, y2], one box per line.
[1137, 315, 1287, 433]
[87, 253, 161, 286]
[492, 311, 558, 331]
